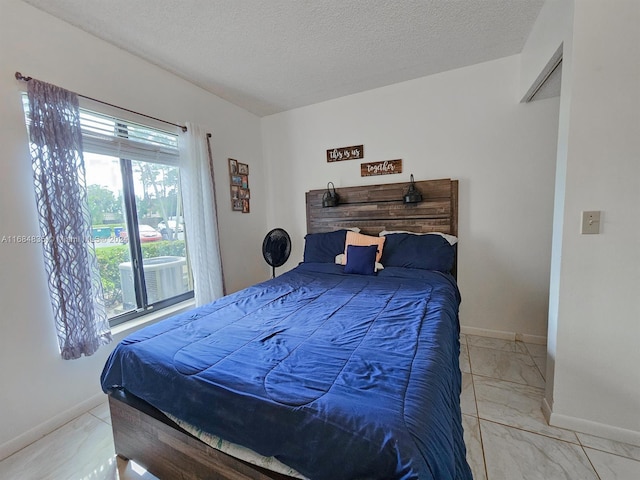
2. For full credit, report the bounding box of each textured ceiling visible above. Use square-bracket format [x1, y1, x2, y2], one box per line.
[22, 0, 545, 116]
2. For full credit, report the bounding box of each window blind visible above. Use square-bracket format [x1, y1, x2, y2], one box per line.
[80, 110, 179, 166]
[22, 95, 179, 166]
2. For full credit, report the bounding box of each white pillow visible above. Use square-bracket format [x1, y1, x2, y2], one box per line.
[378, 230, 458, 246]
[335, 254, 384, 271]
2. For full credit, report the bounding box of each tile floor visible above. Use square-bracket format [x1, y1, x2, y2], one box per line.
[1, 334, 639, 479]
[459, 334, 640, 480]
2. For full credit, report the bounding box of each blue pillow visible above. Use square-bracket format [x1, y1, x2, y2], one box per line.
[380, 233, 455, 272]
[303, 230, 348, 263]
[344, 245, 378, 275]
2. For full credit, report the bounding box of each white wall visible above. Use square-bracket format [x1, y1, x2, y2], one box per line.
[263, 55, 560, 341]
[520, 0, 576, 427]
[0, 0, 267, 459]
[524, 0, 640, 444]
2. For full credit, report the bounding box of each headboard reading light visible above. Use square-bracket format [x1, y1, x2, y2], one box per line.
[322, 182, 340, 207]
[403, 174, 423, 204]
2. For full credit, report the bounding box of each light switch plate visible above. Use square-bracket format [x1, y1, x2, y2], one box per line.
[581, 211, 601, 234]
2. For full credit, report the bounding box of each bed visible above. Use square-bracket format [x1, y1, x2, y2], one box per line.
[101, 178, 472, 480]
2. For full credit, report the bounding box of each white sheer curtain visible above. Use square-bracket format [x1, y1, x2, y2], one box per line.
[178, 123, 224, 305]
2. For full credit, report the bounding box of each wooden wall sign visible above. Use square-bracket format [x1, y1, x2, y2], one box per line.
[326, 145, 364, 162]
[360, 159, 402, 177]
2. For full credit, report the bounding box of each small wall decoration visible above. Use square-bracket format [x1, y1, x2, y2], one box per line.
[360, 159, 403, 177]
[231, 175, 242, 186]
[327, 144, 364, 162]
[229, 158, 250, 213]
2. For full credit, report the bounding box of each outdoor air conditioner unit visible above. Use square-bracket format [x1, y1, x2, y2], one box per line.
[120, 256, 187, 309]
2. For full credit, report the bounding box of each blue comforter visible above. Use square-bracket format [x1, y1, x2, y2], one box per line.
[101, 263, 472, 480]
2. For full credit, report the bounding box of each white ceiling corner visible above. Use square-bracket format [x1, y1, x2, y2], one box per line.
[20, 0, 546, 116]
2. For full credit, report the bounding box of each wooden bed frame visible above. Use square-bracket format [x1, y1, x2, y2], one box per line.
[108, 178, 459, 480]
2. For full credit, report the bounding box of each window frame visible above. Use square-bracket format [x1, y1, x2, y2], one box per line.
[111, 155, 194, 327]
[22, 94, 194, 327]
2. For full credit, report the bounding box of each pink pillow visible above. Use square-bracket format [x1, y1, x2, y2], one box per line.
[342, 231, 385, 264]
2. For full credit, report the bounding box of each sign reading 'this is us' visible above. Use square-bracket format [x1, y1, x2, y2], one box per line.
[326, 145, 364, 162]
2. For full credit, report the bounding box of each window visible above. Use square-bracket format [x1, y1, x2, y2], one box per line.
[23, 97, 193, 326]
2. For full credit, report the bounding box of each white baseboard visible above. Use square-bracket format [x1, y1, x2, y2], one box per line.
[517, 333, 547, 345]
[549, 408, 640, 448]
[0, 392, 106, 462]
[460, 325, 547, 345]
[461, 326, 515, 340]
[542, 396, 553, 424]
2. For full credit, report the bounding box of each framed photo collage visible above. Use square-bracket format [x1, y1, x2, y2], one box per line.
[228, 158, 250, 213]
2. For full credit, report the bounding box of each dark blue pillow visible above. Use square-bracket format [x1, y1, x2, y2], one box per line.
[303, 230, 348, 263]
[344, 245, 378, 275]
[380, 233, 455, 272]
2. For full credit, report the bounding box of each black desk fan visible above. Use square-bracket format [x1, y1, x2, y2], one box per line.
[262, 228, 292, 278]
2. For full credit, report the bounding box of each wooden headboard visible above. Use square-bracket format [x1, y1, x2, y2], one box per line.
[306, 178, 458, 237]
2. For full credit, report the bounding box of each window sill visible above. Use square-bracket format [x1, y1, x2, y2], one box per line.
[111, 299, 196, 338]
